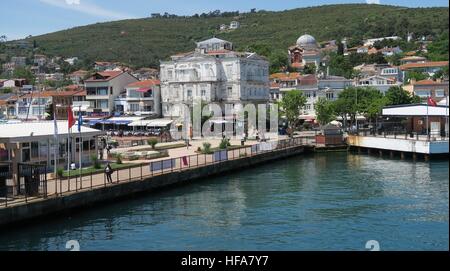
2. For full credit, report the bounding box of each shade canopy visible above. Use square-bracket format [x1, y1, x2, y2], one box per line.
[128, 119, 173, 127]
[382, 104, 449, 117]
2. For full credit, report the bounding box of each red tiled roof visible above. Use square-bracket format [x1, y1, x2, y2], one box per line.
[85, 71, 123, 82]
[400, 61, 449, 70]
[126, 79, 160, 88]
[413, 79, 449, 85]
[20, 90, 84, 98]
[64, 84, 83, 90]
[73, 90, 86, 96]
[298, 74, 317, 85]
[270, 82, 280, 89]
[270, 72, 301, 80]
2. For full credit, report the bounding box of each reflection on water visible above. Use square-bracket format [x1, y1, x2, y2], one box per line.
[0, 153, 448, 251]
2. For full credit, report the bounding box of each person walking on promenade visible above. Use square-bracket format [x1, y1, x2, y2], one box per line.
[105, 163, 113, 183]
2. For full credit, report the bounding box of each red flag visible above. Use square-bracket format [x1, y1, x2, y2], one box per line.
[427, 96, 437, 107]
[68, 106, 76, 129]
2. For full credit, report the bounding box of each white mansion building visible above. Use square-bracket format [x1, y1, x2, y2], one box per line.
[160, 38, 270, 118]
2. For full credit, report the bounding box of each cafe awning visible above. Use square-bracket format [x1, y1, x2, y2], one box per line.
[128, 118, 174, 127]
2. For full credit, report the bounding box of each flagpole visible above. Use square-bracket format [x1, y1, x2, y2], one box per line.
[53, 103, 58, 192]
[79, 106, 82, 184]
[426, 94, 430, 141]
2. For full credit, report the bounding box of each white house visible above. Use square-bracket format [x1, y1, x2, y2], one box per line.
[363, 36, 401, 47]
[355, 75, 400, 94]
[160, 38, 270, 119]
[64, 57, 79, 65]
[0, 79, 16, 89]
[114, 79, 161, 117]
[229, 21, 240, 30]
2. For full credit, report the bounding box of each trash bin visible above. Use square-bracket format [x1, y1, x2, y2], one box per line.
[25, 175, 39, 196]
[241, 139, 245, 146]
[0, 176, 6, 198]
[409, 132, 414, 138]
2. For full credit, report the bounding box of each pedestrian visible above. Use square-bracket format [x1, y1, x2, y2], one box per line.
[105, 163, 113, 183]
[106, 144, 112, 155]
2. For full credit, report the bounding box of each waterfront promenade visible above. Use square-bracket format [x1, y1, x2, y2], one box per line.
[0, 136, 313, 226]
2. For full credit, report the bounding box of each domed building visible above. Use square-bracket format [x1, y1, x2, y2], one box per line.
[288, 34, 322, 70]
[296, 34, 318, 49]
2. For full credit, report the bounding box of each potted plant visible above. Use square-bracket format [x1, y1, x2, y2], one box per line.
[147, 138, 158, 149]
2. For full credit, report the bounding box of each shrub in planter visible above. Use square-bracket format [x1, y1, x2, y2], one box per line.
[116, 153, 123, 164]
[56, 168, 64, 178]
[91, 154, 101, 169]
[219, 138, 231, 149]
[147, 138, 158, 149]
[202, 142, 212, 154]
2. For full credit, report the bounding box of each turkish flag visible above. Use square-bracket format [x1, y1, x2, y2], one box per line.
[427, 96, 437, 107]
[68, 106, 76, 129]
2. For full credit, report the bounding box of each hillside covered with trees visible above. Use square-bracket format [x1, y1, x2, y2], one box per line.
[1, 4, 449, 69]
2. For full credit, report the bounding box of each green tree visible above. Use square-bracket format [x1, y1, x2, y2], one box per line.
[303, 63, 316, 74]
[385, 86, 417, 105]
[404, 70, 428, 83]
[279, 90, 307, 129]
[13, 67, 35, 84]
[427, 32, 449, 61]
[314, 97, 336, 126]
[268, 50, 288, 74]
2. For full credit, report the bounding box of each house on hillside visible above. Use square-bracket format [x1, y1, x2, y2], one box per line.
[229, 21, 240, 30]
[69, 70, 89, 85]
[400, 56, 427, 65]
[114, 79, 161, 117]
[84, 71, 138, 118]
[354, 75, 400, 94]
[94, 61, 117, 72]
[400, 61, 449, 81]
[403, 79, 449, 104]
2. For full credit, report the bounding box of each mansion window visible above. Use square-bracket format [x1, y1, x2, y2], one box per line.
[326, 92, 334, 100]
[129, 103, 139, 112]
[227, 87, 233, 96]
[201, 89, 206, 97]
[305, 104, 311, 110]
[226, 64, 233, 77]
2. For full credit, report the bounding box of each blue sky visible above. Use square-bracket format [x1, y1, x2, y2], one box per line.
[1, 0, 448, 40]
